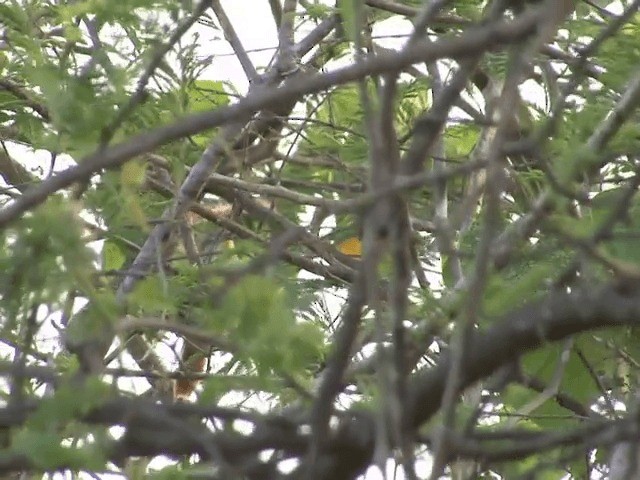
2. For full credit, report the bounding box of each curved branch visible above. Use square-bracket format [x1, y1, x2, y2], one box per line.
[299, 282, 640, 479]
[406, 283, 640, 428]
[1, 282, 640, 478]
[0, 10, 542, 228]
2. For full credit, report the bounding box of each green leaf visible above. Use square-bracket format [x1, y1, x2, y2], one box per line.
[120, 160, 146, 188]
[508, 338, 605, 425]
[592, 188, 640, 266]
[30, 378, 109, 428]
[306, 2, 332, 20]
[130, 275, 177, 315]
[0, 197, 95, 316]
[483, 260, 555, 317]
[199, 373, 280, 401]
[12, 430, 105, 470]
[337, 0, 357, 44]
[148, 464, 189, 480]
[455, 0, 484, 21]
[216, 275, 323, 377]
[65, 290, 119, 346]
[102, 241, 126, 271]
[444, 124, 480, 158]
[184, 80, 230, 112]
[496, 452, 569, 480]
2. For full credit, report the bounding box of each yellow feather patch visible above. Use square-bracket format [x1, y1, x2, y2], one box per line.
[336, 236, 362, 257]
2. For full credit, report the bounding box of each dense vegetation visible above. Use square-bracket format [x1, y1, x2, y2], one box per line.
[1, 0, 640, 478]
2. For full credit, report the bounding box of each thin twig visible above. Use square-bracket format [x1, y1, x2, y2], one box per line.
[211, 0, 258, 82]
[101, 0, 214, 144]
[0, 10, 544, 229]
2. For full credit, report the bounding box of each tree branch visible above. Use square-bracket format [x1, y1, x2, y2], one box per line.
[0, 10, 543, 228]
